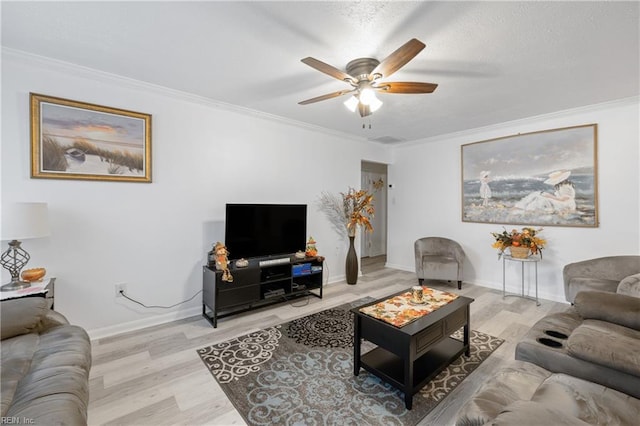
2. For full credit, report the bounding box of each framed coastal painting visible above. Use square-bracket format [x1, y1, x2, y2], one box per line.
[461, 124, 598, 227]
[30, 93, 152, 182]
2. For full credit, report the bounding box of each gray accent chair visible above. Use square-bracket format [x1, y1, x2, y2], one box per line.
[1, 297, 91, 424]
[563, 255, 640, 303]
[414, 237, 465, 290]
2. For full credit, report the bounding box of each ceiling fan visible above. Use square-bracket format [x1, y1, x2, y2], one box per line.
[299, 38, 438, 117]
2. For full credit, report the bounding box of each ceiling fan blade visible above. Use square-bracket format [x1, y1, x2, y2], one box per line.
[298, 89, 355, 105]
[371, 38, 426, 79]
[301, 57, 355, 83]
[375, 81, 438, 94]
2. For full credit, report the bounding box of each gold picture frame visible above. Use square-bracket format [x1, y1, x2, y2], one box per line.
[461, 124, 598, 227]
[30, 93, 152, 182]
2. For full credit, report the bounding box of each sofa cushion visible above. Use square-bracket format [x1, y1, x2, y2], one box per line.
[488, 400, 590, 425]
[531, 373, 640, 425]
[567, 319, 640, 377]
[617, 273, 640, 298]
[574, 290, 640, 330]
[0, 298, 49, 339]
[3, 325, 91, 424]
[454, 361, 551, 425]
[0, 334, 39, 417]
[568, 276, 618, 293]
[515, 309, 640, 398]
[459, 370, 640, 426]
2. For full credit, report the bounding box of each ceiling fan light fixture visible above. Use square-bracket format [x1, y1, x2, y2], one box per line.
[369, 96, 383, 113]
[344, 95, 359, 112]
[299, 38, 437, 117]
[359, 88, 377, 106]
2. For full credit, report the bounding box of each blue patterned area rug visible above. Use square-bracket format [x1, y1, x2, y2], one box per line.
[197, 299, 503, 425]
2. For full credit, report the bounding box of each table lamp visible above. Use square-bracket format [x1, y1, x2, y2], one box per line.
[1, 202, 50, 291]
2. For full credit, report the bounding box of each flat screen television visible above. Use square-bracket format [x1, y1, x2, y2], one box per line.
[224, 204, 307, 260]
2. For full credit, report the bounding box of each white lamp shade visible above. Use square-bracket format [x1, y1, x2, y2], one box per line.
[359, 88, 376, 105]
[369, 96, 383, 112]
[344, 96, 359, 112]
[1, 202, 50, 241]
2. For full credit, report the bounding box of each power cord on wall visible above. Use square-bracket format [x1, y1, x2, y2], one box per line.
[118, 289, 202, 309]
[118, 258, 327, 310]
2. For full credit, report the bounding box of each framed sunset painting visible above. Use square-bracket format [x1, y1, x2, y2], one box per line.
[461, 124, 598, 227]
[30, 93, 152, 182]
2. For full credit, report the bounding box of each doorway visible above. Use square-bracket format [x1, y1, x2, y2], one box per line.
[361, 161, 388, 265]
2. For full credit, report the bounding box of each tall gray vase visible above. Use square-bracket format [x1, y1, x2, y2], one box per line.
[346, 236, 358, 285]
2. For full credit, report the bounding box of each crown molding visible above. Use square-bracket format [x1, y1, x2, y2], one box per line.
[397, 95, 639, 148]
[2, 47, 367, 144]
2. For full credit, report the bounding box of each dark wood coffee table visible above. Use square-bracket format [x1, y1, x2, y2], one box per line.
[351, 290, 474, 409]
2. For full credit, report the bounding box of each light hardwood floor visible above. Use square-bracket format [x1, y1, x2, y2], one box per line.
[88, 257, 567, 425]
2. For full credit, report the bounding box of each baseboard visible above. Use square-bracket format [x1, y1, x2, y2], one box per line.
[86, 269, 566, 341]
[87, 306, 201, 341]
[383, 263, 567, 303]
[384, 262, 413, 272]
[88, 280, 344, 341]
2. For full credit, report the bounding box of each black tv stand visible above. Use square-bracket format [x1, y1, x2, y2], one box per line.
[202, 255, 323, 328]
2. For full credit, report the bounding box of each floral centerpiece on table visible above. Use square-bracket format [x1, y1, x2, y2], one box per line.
[491, 227, 546, 258]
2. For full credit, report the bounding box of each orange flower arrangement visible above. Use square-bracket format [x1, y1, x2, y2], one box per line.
[491, 227, 546, 258]
[318, 186, 378, 239]
[342, 188, 375, 237]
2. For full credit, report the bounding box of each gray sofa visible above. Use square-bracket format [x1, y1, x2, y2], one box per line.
[563, 255, 640, 303]
[455, 361, 640, 425]
[515, 290, 640, 398]
[456, 279, 640, 425]
[1, 297, 91, 425]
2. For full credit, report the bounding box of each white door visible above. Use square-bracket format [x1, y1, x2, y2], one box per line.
[361, 170, 387, 257]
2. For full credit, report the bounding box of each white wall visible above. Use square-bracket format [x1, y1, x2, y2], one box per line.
[387, 98, 640, 302]
[1, 50, 392, 338]
[3, 49, 638, 338]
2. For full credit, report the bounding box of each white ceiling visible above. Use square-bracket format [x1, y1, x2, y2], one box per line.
[2, 1, 639, 144]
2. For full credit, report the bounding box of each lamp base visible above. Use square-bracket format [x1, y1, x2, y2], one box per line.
[1, 280, 31, 292]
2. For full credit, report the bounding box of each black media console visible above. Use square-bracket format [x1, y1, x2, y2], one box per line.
[202, 255, 323, 328]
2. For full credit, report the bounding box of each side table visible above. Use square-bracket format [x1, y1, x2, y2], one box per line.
[502, 255, 540, 306]
[0, 277, 55, 309]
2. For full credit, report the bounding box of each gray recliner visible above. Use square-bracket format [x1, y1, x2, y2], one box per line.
[515, 289, 640, 399]
[456, 279, 640, 426]
[563, 255, 640, 303]
[1, 297, 91, 424]
[414, 237, 466, 290]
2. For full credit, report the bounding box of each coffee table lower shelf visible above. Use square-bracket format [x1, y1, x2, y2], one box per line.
[360, 337, 466, 398]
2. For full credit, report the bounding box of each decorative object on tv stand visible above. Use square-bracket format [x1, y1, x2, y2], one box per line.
[235, 258, 249, 268]
[318, 187, 377, 285]
[1, 202, 50, 291]
[213, 242, 233, 282]
[305, 237, 318, 257]
[491, 227, 546, 259]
